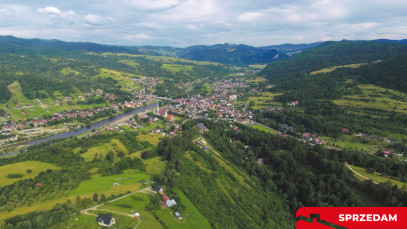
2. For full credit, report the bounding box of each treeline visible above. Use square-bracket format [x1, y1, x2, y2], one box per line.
[0, 132, 149, 213]
[260, 40, 407, 84]
[215, 124, 407, 213]
[154, 120, 294, 228]
[256, 100, 407, 137]
[3, 203, 79, 229]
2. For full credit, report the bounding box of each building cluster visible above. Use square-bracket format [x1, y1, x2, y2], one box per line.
[169, 79, 253, 122]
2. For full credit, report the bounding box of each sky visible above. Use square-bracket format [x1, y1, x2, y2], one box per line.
[0, 0, 406, 47]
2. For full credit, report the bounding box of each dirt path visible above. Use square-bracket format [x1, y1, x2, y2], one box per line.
[345, 163, 378, 184]
[81, 187, 154, 217]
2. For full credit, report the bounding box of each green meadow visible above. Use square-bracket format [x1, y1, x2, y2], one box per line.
[0, 161, 60, 187]
[347, 164, 407, 189]
[251, 124, 277, 134]
[333, 84, 407, 114]
[71, 170, 150, 195]
[80, 138, 129, 162]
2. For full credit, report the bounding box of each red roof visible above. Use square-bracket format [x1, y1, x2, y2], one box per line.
[167, 115, 173, 121]
[35, 183, 43, 186]
[162, 195, 170, 203]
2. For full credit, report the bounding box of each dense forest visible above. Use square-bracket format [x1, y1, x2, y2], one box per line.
[260, 40, 407, 84]
[253, 41, 407, 138]
[150, 120, 407, 227]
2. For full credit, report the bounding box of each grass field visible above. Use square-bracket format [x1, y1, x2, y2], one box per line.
[0, 161, 60, 187]
[237, 92, 282, 109]
[347, 164, 407, 189]
[137, 122, 164, 132]
[249, 64, 267, 69]
[138, 133, 162, 145]
[321, 135, 386, 152]
[71, 170, 150, 195]
[144, 157, 166, 175]
[100, 193, 163, 229]
[251, 124, 277, 134]
[98, 68, 138, 90]
[81, 139, 129, 162]
[48, 214, 99, 229]
[154, 189, 211, 229]
[333, 84, 407, 114]
[311, 63, 366, 75]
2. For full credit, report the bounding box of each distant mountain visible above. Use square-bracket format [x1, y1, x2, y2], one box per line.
[0, 35, 140, 55]
[372, 39, 407, 44]
[260, 40, 407, 83]
[179, 43, 289, 65]
[264, 42, 323, 55]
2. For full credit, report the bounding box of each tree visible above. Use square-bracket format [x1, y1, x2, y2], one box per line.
[92, 193, 99, 202]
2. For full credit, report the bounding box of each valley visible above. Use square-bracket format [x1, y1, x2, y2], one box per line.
[0, 37, 407, 228]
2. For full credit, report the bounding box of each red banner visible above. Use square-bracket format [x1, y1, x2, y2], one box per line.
[296, 207, 407, 229]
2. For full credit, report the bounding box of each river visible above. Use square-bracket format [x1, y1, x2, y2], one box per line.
[0, 102, 158, 157]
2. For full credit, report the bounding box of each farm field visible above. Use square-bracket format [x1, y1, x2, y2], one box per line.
[347, 164, 407, 189]
[333, 84, 407, 114]
[0, 161, 60, 187]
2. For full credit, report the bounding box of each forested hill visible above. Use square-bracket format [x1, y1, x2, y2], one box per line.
[260, 40, 407, 83]
[180, 44, 289, 65]
[0, 35, 140, 55]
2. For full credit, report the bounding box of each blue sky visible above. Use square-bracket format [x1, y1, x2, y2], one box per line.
[0, 0, 406, 47]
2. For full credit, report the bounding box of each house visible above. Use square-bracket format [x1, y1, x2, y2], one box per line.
[175, 211, 183, 220]
[257, 158, 264, 165]
[167, 114, 173, 121]
[162, 195, 170, 203]
[35, 183, 43, 187]
[152, 186, 164, 194]
[158, 108, 168, 117]
[96, 214, 116, 227]
[166, 199, 177, 207]
[341, 128, 349, 133]
[197, 123, 209, 133]
[288, 101, 299, 106]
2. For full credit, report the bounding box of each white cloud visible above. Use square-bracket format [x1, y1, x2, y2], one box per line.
[125, 33, 151, 39]
[0, 8, 12, 16]
[62, 10, 76, 17]
[37, 6, 61, 15]
[84, 14, 104, 25]
[152, 0, 221, 22]
[133, 22, 162, 29]
[237, 11, 264, 22]
[123, 0, 179, 10]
